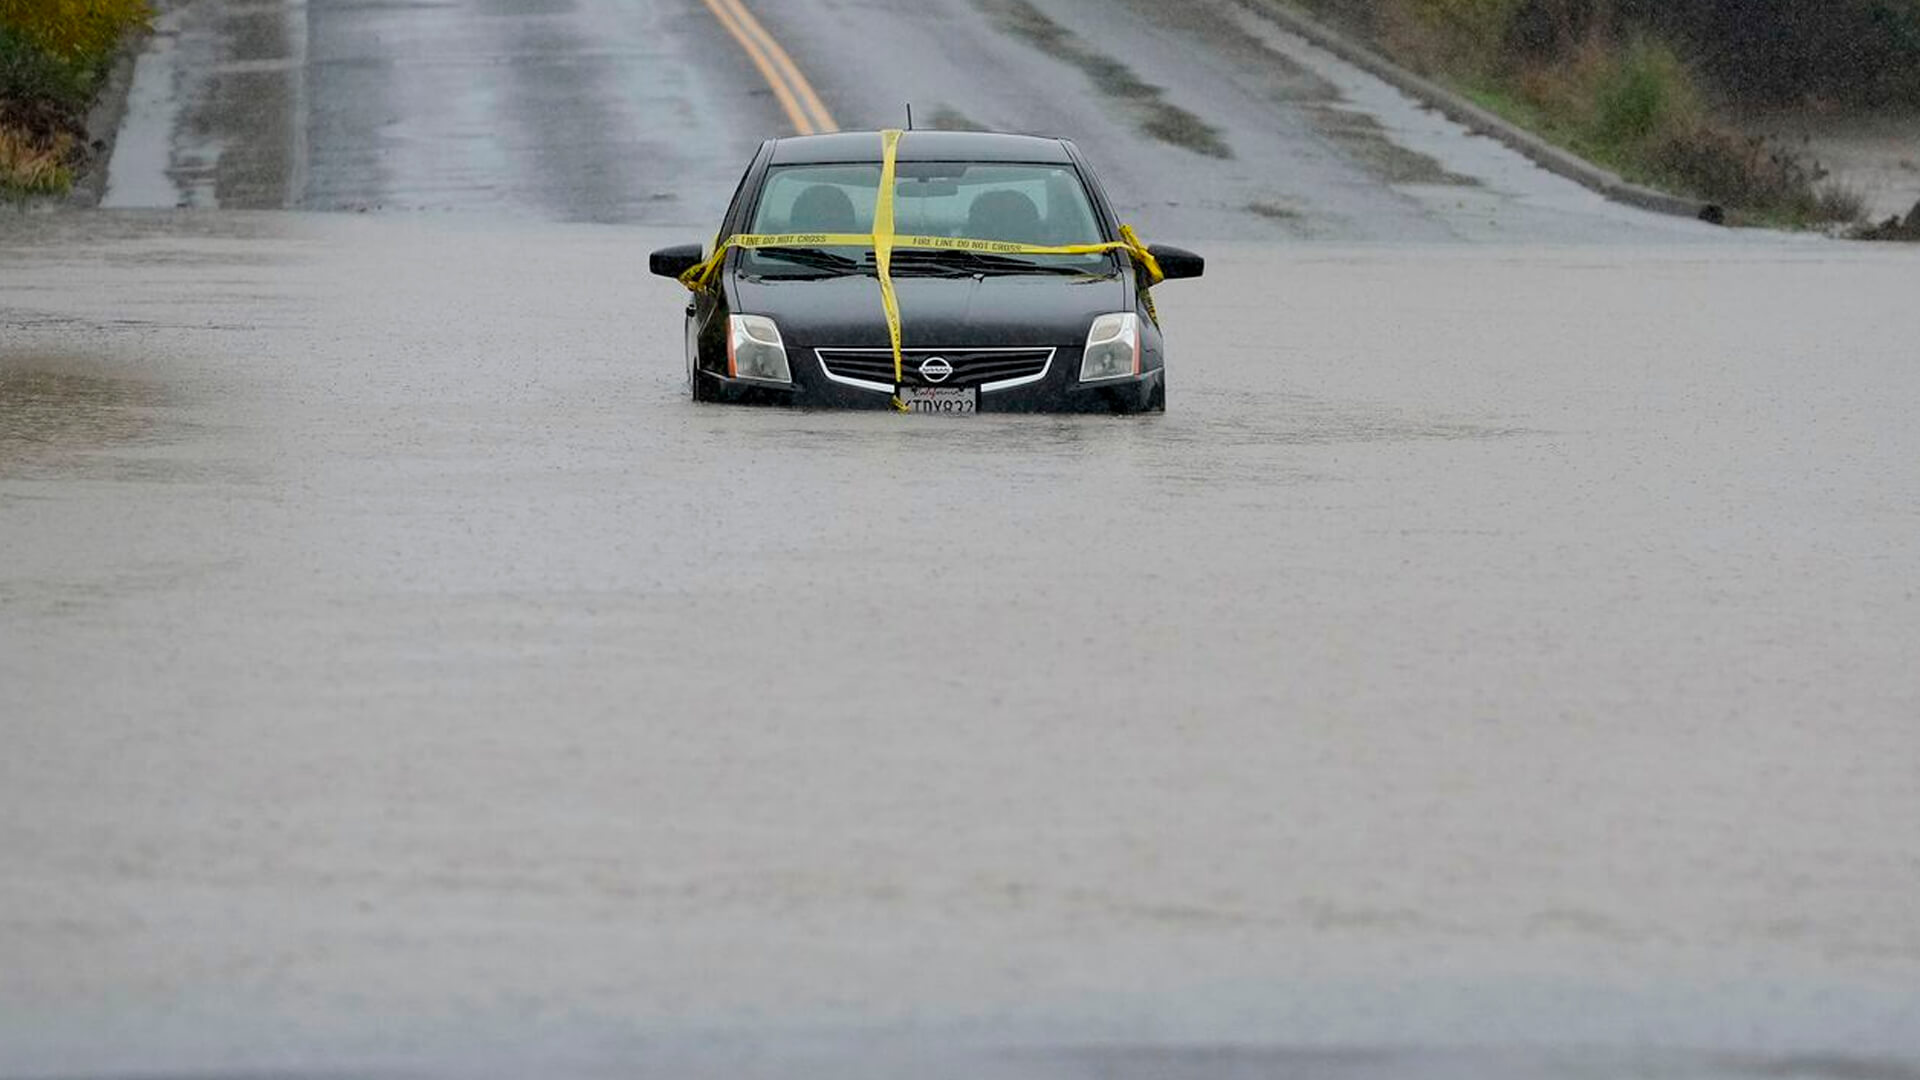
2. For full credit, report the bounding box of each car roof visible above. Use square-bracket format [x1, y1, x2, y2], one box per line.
[766, 130, 1076, 165]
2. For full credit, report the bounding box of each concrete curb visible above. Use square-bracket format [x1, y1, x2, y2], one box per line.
[1240, 0, 1719, 223]
[68, 21, 151, 207]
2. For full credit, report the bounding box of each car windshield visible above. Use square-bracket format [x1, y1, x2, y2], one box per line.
[740, 162, 1116, 277]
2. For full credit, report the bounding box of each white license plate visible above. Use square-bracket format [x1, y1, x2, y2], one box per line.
[898, 387, 976, 414]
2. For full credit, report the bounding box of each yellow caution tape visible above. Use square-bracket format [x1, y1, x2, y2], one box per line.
[676, 130, 1166, 408]
[679, 230, 1162, 291]
[874, 129, 905, 408]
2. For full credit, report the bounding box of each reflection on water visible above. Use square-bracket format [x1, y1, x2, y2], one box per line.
[690, 393, 1531, 453]
[687, 389, 1533, 488]
[659, 390, 1536, 507]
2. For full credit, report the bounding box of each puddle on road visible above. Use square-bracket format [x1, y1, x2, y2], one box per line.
[1, 360, 163, 462]
[979, 0, 1234, 159]
[0, 355, 208, 483]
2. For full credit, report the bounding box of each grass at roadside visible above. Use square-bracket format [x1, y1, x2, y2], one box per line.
[1, 0, 151, 198]
[1284, 0, 1886, 228]
[0, 122, 71, 193]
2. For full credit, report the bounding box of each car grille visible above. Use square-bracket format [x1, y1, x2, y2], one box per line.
[815, 348, 1054, 390]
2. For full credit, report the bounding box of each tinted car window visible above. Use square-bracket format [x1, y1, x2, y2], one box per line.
[742, 162, 1114, 273]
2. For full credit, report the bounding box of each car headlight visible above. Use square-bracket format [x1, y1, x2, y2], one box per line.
[1079, 313, 1140, 382]
[728, 314, 792, 383]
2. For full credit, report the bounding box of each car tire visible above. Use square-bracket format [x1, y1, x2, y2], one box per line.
[691, 367, 723, 403]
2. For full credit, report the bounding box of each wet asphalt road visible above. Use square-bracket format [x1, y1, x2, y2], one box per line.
[102, 0, 1717, 242]
[8, 0, 1920, 1077]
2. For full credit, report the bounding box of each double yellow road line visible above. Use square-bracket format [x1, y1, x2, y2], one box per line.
[697, 0, 838, 135]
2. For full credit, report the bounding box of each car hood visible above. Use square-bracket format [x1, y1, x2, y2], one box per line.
[730, 272, 1128, 349]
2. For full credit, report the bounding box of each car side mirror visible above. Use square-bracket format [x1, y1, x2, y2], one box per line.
[1148, 244, 1204, 281]
[650, 243, 705, 279]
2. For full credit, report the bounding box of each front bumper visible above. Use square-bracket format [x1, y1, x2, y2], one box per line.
[698, 350, 1163, 413]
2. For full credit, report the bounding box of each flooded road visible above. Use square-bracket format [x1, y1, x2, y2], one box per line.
[3, 212, 1919, 1077]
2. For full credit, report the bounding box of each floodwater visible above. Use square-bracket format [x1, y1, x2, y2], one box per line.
[3, 211, 1918, 1078]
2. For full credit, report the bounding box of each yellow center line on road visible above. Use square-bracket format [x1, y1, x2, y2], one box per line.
[698, 0, 838, 135]
[711, 0, 837, 133]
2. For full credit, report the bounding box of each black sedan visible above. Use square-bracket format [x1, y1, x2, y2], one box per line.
[649, 130, 1202, 413]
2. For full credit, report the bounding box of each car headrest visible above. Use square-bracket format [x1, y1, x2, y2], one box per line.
[965, 190, 1042, 244]
[789, 184, 857, 233]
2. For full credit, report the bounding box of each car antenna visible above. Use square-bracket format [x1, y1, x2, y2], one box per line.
[905, 103, 914, 130]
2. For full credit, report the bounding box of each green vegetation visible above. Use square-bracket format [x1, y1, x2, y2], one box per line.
[0, 0, 151, 197]
[1292, 0, 1919, 225]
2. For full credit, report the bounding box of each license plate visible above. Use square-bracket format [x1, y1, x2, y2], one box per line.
[898, 387, 976, 414]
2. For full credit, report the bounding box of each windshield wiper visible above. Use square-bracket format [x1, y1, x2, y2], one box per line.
[882, 261, 984, 279]
[886, 248, 1110, 277]
[748, 246, 864, 275]
[746, 245, 1106, 279]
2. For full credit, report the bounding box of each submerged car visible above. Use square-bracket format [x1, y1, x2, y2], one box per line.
[649, 130, 1203, 413]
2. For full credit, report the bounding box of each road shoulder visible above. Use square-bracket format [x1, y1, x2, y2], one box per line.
[67, 20, 151, 207]
[1236, 0, 1712, 222]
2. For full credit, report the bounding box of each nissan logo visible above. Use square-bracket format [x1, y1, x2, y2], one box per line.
[918, 356, 954, 383]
